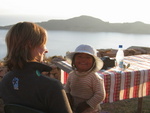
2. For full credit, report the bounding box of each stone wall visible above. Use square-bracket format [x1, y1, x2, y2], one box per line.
[97, 46, 150, 58]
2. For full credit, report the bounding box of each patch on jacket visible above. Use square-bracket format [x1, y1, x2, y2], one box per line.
[12, 77, 19, 90]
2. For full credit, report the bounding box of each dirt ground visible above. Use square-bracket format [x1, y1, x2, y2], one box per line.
[1, 96, 150, 113]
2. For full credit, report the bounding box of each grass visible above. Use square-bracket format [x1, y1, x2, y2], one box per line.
[101, 95, 150, 113]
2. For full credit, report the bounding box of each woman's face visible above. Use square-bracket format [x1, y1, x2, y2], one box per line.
[74, 53, 94, 72]
[31, 44, 48, 62]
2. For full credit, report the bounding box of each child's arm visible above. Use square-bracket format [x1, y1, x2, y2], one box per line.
[86, 74, 106, 108]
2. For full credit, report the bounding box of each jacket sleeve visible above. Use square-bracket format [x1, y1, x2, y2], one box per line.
[45, 80, 72, 113]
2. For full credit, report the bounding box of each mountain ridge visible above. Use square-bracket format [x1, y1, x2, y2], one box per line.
[1, 15, 150, 34]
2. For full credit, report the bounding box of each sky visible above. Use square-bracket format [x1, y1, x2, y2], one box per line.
[1, 0, 150, 26]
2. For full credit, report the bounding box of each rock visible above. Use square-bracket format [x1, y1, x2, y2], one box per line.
[97, 49, 117, 57]
[97, 46, 150, 57]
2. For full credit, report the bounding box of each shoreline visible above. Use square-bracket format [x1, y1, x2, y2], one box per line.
[1, 46, 150, 61]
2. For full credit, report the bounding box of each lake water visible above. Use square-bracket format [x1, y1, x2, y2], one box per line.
[1, 29, 150, 60]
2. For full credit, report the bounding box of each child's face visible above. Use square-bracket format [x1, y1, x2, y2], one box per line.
[74, 53, 94, 72]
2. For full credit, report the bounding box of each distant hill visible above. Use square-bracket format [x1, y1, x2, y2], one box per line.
[1, 15, 150, 34]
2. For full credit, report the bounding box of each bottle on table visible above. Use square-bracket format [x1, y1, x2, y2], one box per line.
[115, 45, 124, 72]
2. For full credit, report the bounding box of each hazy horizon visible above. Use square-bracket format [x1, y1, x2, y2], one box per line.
[1, 0, 150, 26]
[1, 15, 150, 27]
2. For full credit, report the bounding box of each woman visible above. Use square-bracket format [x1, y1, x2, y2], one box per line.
[0, 22, 72, 113]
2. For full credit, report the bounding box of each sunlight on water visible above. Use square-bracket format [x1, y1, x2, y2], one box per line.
[1, 30, 150, 60]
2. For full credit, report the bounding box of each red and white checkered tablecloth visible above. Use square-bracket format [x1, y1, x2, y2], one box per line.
[56, 54, 150, 103]
[102, 54, 150, 103]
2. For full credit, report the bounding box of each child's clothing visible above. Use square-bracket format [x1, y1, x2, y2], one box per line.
[65, 44, 106, 113]
[65, 71, 105, 113]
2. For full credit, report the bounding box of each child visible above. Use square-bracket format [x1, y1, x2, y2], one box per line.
[65, 44, 106, 113]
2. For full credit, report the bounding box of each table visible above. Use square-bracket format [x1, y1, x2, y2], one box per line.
[98, 55, 150, 103]
[56, 54, 150, 113]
